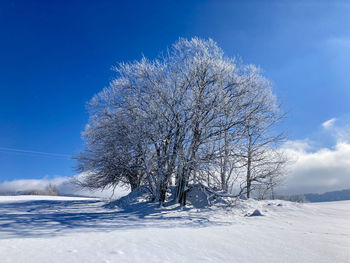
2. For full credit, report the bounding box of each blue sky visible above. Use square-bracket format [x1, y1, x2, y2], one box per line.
[1, 0, 350, 189]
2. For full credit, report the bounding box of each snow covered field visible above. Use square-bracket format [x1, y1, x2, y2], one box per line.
[0, 196, 349, 263]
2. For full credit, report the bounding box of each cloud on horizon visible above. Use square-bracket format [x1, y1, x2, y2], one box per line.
[281, 141, 350, 194]
[280, 116, 350, 194]
[0, 175, 129, 199]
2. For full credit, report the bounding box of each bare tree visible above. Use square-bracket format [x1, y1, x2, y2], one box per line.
[75, 37, 287, 205]
[75, 111, 145, 192]
[237, 74, 286, 198]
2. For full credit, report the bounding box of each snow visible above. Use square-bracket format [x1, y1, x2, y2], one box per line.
[0, 196, 349, 263]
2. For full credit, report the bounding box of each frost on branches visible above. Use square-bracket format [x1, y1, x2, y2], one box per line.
[75, 38, 287, 206]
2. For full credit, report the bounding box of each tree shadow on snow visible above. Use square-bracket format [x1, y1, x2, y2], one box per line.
[0, 199, 231, 239]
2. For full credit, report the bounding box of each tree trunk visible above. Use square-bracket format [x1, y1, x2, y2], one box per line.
[159, 177, 169, 204]
[127, 173, 139, 191]
[246, 131, 252, 199]
[221, 127, 229, 192]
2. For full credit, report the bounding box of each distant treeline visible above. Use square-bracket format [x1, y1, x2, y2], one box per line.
[276, 189, 350, 203]
[304, 189, 350, 202]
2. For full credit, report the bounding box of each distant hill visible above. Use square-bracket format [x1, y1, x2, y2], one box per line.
[304, 189, 350, 202]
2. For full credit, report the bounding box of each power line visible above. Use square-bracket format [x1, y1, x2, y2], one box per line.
[0, 147, 71, 159]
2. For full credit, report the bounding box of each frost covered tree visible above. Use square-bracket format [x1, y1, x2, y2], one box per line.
[75, 113, 145, 192]
[237, 75, 286, 198]
[76, 37, 286, 205]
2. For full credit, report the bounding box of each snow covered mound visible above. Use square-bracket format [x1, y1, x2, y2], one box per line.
[186, 185, 231, 208]
[247, 209, 263, 217]
[103, 187, 150, 209]
[103, 185, 235, 210]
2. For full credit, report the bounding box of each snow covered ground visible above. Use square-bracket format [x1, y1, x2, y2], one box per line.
[0, 195, 349, 263]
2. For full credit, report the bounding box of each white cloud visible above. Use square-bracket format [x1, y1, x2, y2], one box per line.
[322, 116, 350, 143]
[280, 140, 350, 194]
[277, 115, 350, 194]
[0, 174, 129, 199]
[322, 118, 336, 129]
[282, 139, 314, 152]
